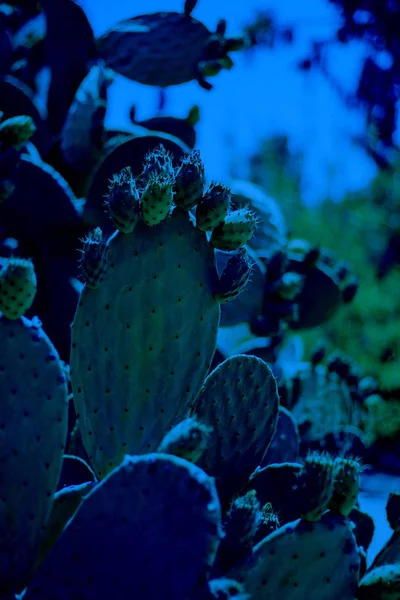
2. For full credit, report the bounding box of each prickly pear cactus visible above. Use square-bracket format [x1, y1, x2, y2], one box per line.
[0, 312, 69, 593]
[24, 454, 223, 600]
[190, 354, 279, 504]
[231, 512, 360, 600]
[97, 2, 244, 89]
[70, 149, 255, 479]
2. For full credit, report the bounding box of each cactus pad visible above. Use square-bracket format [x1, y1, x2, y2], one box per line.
[233, 512, 360, 600]
[190, 354, 279, 503]
[0, 315, 68, 593]
[25, 453, 223, 600]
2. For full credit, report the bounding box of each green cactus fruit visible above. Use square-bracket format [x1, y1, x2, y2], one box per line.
[215, 490, 261, 573]
[210, 208, 258, 251]
[190, 354, 279, 505]
[0, 257, 37, 319]
[25, 454, 223, 600]
[141, 172, 174, 226]
[271, 272, 304, 301]
[157, 417, 213, 463]
[298, 452, 335, 522]
[231, 512, 360, 600]
[214, 248, 253, 303]
[208, 578, 250, 600]
[0, 315, 69, 593]
[79, 227, 109, 289]
[174, 150, 205, 211]
[196, 182, 231, 232]
[140, 144, 175, 184]
[34, 481, 96, 571]
[106, 167, 141, 233]
[387, 491, 400, 531]
[328, 457, 361, 517]
[0, 115, 36, 150]
[358, 564, 400, 599]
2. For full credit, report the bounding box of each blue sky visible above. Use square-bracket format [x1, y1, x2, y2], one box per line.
[80, 0, 380, 205]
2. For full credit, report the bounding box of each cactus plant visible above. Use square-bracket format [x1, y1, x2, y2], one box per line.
[70, 149, 255, 479]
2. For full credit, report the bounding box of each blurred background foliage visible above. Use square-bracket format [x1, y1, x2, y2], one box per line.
[247, 132, 400, 405]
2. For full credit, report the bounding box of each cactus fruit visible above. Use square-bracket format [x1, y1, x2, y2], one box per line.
[214, 248, 253, 303]
[196, 182, 231, 232]
[0, 257, 37, 319]
[78, 227, 109, 289]
[328, 457, 362, 517]
[231, 512, 360, 600]
[157, 417, 213, 463]
[298, 452, 335, 521]
[0, 313, 69, 593]
[210, 209, 258, 251]
[174, 149, 205, 210]
[190, 354, 279, 504]
[97, 6, 244, 89]
[85, 134, 188, 229]
[106, 167, 141, 234]
[141, 172, 174, 226]
[25, 454, 223, 600]
[214, 490, 261, 573]
[0, 114, 36, 150]
[71, 151, 254, 479]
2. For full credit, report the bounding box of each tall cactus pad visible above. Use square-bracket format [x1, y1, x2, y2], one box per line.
[191, 355, 279, 503]
[233, 512, 360, 600]
[25, 454, 223, 600]
[71, 209, 220, 479]
[0, 315, 68, 594]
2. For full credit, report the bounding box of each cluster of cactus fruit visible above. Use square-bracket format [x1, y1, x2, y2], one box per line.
[1, 0, 400, 598]
[0, 146, 398, 600]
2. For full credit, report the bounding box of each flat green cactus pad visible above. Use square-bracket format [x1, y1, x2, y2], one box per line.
[231, 512, 360, 600]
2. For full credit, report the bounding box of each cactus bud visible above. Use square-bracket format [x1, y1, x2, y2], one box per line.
[271, 271, 304, 300]
[341, 278, 359, 303]
[141, 144, 175, 183]
[214, 248, 253, 303]
[157, 418, 212, 464]
[299, 451, 335, 521]
[328, 457, 362, 516]
[210, 209, 258, 251]
[0, 115, 36, 150]
[79, 228, 108, 289]
[141, 173, 174, 226]
[0, 257, 37, 319]
[106, 167, 141, 233]
[174, 150, 205, 210]
[196, 182, 231, 232]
